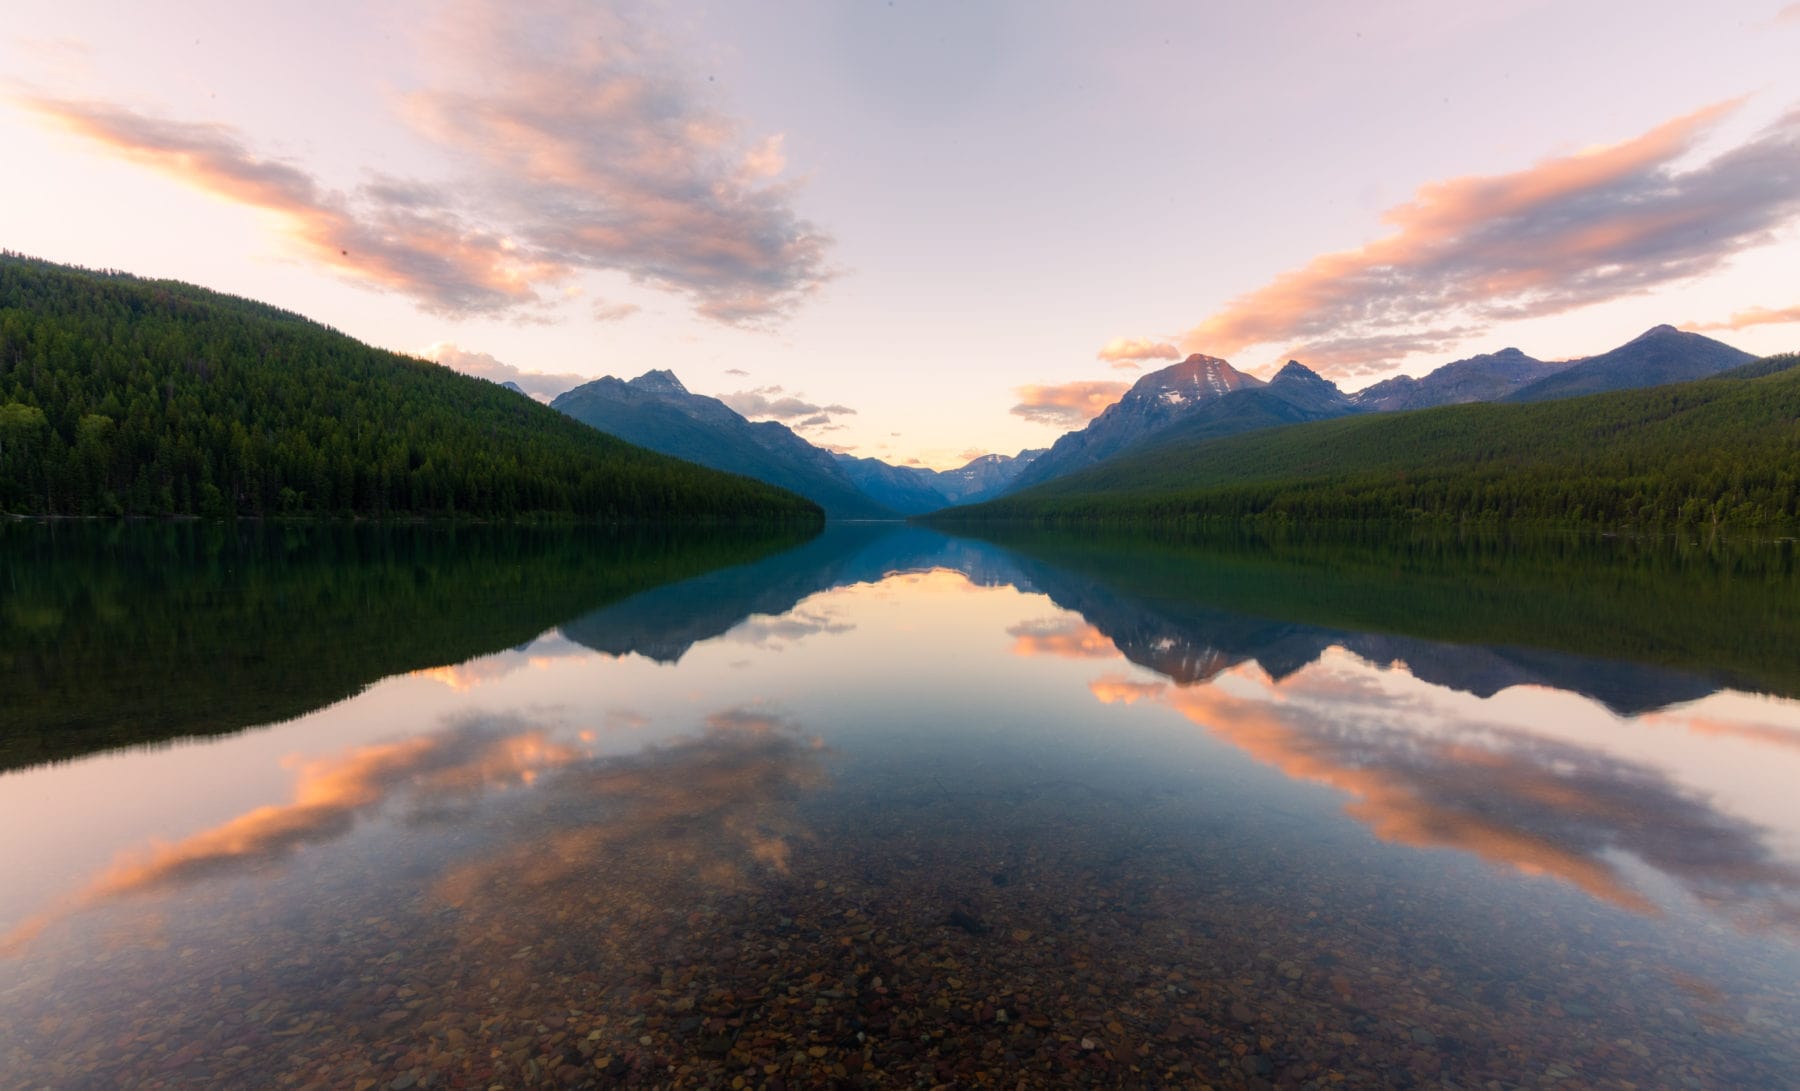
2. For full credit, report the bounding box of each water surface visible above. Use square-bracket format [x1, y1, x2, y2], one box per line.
[3, 524, 1798, 1088]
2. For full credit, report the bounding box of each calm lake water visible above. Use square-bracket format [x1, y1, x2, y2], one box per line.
[3, 522, 1799, 1089]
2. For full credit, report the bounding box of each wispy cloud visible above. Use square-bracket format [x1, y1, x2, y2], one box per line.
[1778, 3, 1800, 26]
[428, 342, 589, 400]
[1684, 303, 1800, 332]
[403, 0, 833, 324]
[591, 299, 640, 323]
[1009, 380, 1129, 428]
[25, 97, 565, 317]
[1097, 336, 1180, 370]
[1178, 100, 1800, 375]
[720, 385, 855, 430]
[18, 0, 833, 325]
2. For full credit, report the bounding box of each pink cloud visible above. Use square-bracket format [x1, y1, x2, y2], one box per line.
[1179, 100, 1800, 375]
[1096, 336, 1181, 369]
[17, 1, 833, 325]
[1684, 303, 1800, 332]
[1009, 380, 1130, 428]
[404, 0, 833, 325]
[25, 98, 564, 317]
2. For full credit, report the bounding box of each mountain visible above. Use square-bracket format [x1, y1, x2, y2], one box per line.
[499, 380, 528, 396]
[935, 449, 1049, 503]
[834, 448, 1048, 514]
[934, 354, 1800, 533]
[1126, 360, 1361, 454]
[1505, 326, 1754, 403]
[551, 370, 896, 520]
[1351, 347, 1568, 411]
[0, 254, 820, 523]
[830, 456, 946, 515]
[1006, 357, 1361, 493]
[1007, 354, 1264, 490]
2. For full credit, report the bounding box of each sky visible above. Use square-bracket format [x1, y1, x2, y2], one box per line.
[3, 1, 1799, 470]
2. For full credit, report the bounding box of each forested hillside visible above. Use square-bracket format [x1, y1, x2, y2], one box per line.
[934, 357, 1800, 533]
[0, 254, 820, 522]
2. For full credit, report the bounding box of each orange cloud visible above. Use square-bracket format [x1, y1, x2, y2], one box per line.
[1684, 303, 1800, 332]
[1007, 618, 1120, 660]
[1178, 100, 1800, 375]
[1009, 380, 1130, 428]
[1097, 337, 1181, 369]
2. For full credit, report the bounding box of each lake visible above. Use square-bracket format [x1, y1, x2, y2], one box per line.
[2, 522, 1798, 1088]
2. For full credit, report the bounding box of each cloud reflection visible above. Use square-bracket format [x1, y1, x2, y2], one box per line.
[2, 721, 578, 954]
[1008, 617, 1121, 660]
[432, 709, 828, 927]
[727, 609, 856, 651]
[4, 707, 832, 956]
[1122, 661, 1800, 932]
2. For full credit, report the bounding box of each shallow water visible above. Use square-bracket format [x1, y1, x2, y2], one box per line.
[2, 523, 1798, 1088]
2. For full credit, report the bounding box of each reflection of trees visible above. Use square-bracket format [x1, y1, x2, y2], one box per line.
[980, 528, 1800, 704]
[0, 522, 809, 770]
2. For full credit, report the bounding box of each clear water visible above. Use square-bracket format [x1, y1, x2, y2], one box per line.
[2, 523, 1798, 1088]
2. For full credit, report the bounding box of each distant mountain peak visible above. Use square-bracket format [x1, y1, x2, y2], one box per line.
[1125, 354, 1261, 405]
[1270, 360, 1324, 384]
[1263, 360, 1353, 414]
[628, 369, 688, 395]
[1632, 324, 1681, 342]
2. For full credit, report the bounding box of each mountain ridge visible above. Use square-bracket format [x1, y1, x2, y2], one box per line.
[1007, 354, 1266, 491]
[551, 373, 895, 520]
[933, 352, 1800, 532]
[1504, 325, 1754, 402]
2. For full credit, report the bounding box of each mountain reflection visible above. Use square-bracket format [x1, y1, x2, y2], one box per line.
[1092, 654, 1800, 932]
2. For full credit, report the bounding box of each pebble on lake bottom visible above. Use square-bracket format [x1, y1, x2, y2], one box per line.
[2, 760, 1798, 1090]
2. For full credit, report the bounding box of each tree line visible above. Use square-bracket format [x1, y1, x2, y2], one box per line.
[0, 254, 820, 523]
[937, 355, 1800, 534]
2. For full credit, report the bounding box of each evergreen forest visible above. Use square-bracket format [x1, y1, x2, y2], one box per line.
[937, 356, 1800, 533]
[0, 254, 820, 523]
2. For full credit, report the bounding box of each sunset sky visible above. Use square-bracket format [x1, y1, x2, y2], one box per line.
[4, 1, 1799, 468]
